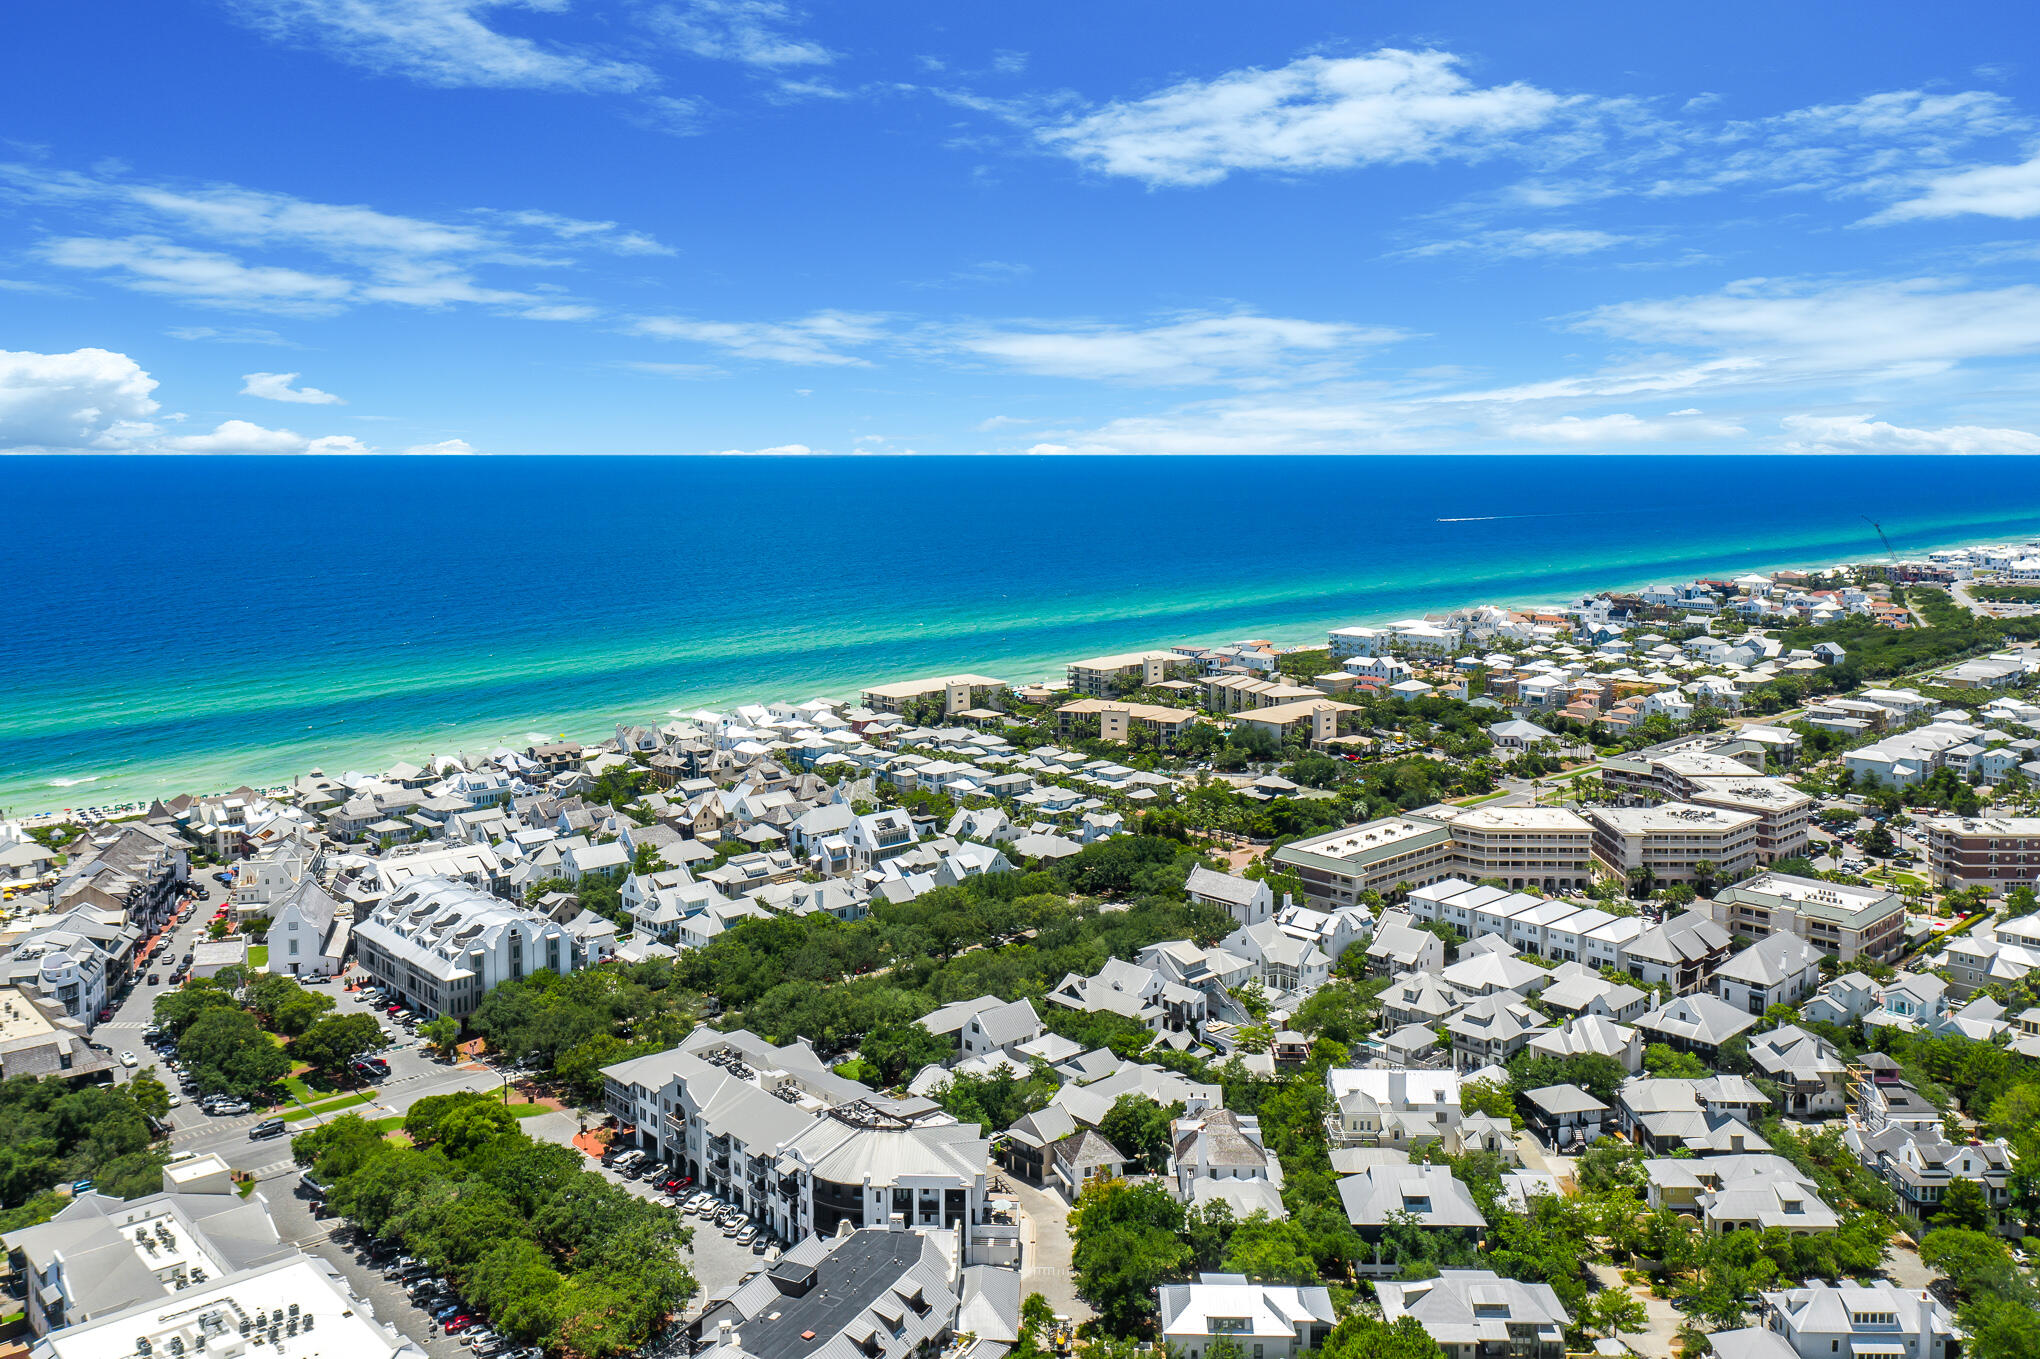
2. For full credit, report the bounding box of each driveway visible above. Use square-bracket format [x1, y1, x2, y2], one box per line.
[1589, 1262, 1681, 1358]
[1002, 1174, 1093, 1323]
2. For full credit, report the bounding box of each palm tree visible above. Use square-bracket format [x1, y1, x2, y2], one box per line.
[1626, 865, 1656, 899]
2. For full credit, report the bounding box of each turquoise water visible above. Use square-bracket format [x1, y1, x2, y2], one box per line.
[5, 454, 2040, 816]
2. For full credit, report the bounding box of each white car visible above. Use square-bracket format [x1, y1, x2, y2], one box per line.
[167, 1095, 183, 1107]
[120, 1051, 138, 1068]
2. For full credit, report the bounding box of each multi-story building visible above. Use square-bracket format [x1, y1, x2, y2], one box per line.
[1710, 872, 1907, 963]
[1274, 807, 1594, 906]
[1586, 803, 1761, 884]
[1921, 814, 2040, 890]
[1064, 650, 1193, 697]
[1622, 908, 1733, 995]
[692, 1225, 991, 1359]
[1713, 931, 1824, 1015]
[1376, 1270, 1569, 1359]
[1735, 1282, 1959, 1359]
[1054, 698, 1201, 748]
[0, 908, 135, 1026]
[351, 875, 587, 1019]
[858, 674, 1006, 717]
[1159, 1274, 1336, 1359]
[602, 1028, 1014, 1264]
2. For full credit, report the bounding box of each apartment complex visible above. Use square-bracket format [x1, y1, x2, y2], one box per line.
[352, 874, 590, 1019]
[1065, 650, 1192, 697]
[1586, 804, 1761, 883]
[1054, 698, 1201, 748]
[1920, 815, 2040, 889]
[858, 675, 1006, 717]
[1274, 807, 1594, 907]
[1710, 872, 1907, 963]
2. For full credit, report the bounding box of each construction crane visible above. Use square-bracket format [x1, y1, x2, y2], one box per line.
[1863, 516, 1900, 569]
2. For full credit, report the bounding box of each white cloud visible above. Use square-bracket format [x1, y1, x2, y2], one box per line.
[1036, 49, 1572, 187]
[40, 236, 354, 314]
[4, 164, 645, 320]
[647, 0, 832, 68]
[225, 0, 653, 91]
[1399, 227, 1635, 261]
[630, 310, 887, 365]
[1506, 412, 1745, 444]
[1779, 413, 2040, 454]
[494, 209, 673, 255]
[706, 442, 819, 455]
[950, 312, 1402, 385]
[617, 360, 724, 379]
[976, 414, 1032, 430]
[162, 419, 325, 453]
[167, 325, 297, 346]
[241, 371, 345, 404]
[1871, 153, 2040, 222]
[0, 348, 161, 450]
[1575, 276, 2040, 381]
[404, 437, 476, 453]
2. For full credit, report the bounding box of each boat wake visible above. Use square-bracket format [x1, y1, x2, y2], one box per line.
[49, 775, 101, 787]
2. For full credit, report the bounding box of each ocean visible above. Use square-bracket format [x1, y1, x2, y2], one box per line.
[7, 453, 2040, 817]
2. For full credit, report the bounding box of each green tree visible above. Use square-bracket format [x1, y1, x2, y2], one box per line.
[1933, 1177, 1993, 1232]
[1579, 1288, 1649, 1340]
[860, 1022, 953, 1085]
[1220, 1211, 1321, 1284]
[1099, 1094, 1180, 1175]
[178, 1007, 292, 1099]
[292, 1013, 387, 1074]
[1642, 1043, 1709, 1078]
[420, 1014, 463, 1058]
[1069, 1180, 1191, 1337]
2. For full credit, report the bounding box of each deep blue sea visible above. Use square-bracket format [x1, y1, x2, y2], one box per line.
[6, 454, 2040, 816]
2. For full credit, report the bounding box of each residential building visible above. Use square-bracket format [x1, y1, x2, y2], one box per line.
[1337, 1164, 1486, 1241]
[1274, 807, 1594, 906]
[0, 985, 117, 1084]
[1743, 1283, 1959, 1359]
[1363, 911, 1445, 976]
[1170, 1109, 1285, 1220]
[859, 674, 1006, 717]
[1065, 650, 1190, 697]
[692, 1224, 1002, 1359]
[1324, 1067, 1467, 1149]
[1186, 865, 1276, 928]
[1622, 908, 1733, 994]
[1618, 1075, 1772, 1154]
[1054, 698, 1201, 748]
[1158, 1274, 1336, 1359]
[1526, 1015, 1643, 1072]
[1848, 1122, 2016, 1226]
[1522, 1084, 1609, 1149]
[1222, 921, 1331, 996]
[1586, 803, 1761, 885]
[1376, 1270, 1570, 1359]
[1714, 930, 1823, 1014]
[1921, 814, 2040, 889]
[352, 875, 588, 1019]
[1710, 872, 1907, 963]
[1636, 992, 1760, 1062]
[1747, 1025, 1848, 1117]
[918, 996, 1044, 1060]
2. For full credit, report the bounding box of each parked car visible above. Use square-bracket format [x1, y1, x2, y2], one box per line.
[120, 1051, 138, 1067]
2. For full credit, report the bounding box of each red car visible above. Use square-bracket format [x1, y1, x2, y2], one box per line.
[444, 1316, 474, 1334]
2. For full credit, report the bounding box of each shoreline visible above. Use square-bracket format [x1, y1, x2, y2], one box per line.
[8, 525, 2027, 822]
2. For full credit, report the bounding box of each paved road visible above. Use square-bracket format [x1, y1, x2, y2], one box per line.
[1002, 1174, 1093, 1323]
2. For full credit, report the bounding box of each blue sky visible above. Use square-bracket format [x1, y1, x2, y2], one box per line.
[5, 1, 2040, 455]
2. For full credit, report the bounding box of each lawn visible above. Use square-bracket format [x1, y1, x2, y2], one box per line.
[249, 945, 268, 967]
[290, 1092, 373, 1120]
[1451, 789, 1511, 806]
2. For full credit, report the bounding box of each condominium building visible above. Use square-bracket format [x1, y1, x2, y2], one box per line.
[1586, 803, 1761, 884]
[1274, 807, 1593, 907]
[858, 674, 1006, 717]
[352, 874, 589, 1019]
[1601, 749, 1810, 862]
[1054, 698, 1201, 748]
[1921, 814, 2040, 890]
[1710, 872, 1906, 963]
[1064, 650, 1191, 697]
